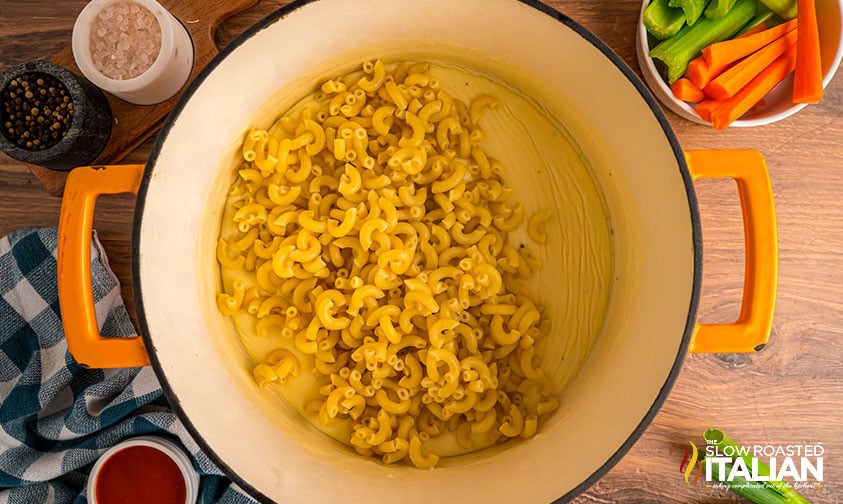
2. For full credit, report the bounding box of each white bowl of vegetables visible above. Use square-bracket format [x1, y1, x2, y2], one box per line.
[636, 0, 843, 128]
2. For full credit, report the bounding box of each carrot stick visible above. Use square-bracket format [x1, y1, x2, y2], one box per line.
[684, 24, 767, 89]
[710, 42, 797, 129]
[793, 0, 824, 103]
[705, 28, 799, 100]
[695, 99, 722, 121]
[739, 22, 770, 37]
[671, 77, 708, 102]
[686, 57, 728, 89]
[702, 18, 797, 68]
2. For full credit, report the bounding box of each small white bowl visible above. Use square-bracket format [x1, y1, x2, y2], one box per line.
[636, 0, 843, 127]
[72, 0, 194, 105]
[86, 436, 199, 504]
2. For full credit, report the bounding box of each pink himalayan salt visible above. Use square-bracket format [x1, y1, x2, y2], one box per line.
[89, 2, 162, 80]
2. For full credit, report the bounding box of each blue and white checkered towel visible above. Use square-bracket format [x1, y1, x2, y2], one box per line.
[0, 228, 258, 504]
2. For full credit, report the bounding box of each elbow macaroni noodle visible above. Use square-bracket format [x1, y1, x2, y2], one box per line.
[217, 60, 559, 468]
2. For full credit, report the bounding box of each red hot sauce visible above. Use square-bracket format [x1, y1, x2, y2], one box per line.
[94, 445, 187, 504]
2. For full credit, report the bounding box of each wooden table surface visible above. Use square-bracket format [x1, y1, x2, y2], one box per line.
[2, 1, 841, 502]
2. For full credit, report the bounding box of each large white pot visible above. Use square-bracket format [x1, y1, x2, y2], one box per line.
[58, 0, 778, 502]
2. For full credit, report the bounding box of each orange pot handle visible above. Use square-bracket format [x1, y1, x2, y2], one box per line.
[58, 165, 151, 368]
[685, 149, 778, 353]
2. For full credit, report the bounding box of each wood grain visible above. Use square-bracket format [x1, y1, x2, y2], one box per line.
[23, 0, 260, 196]
[2, 1, 842, 503]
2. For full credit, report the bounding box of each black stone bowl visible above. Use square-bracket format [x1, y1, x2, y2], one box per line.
[0, 60, 112, 171]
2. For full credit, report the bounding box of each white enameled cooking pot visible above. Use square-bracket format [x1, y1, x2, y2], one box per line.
[57, 0, 778, 502]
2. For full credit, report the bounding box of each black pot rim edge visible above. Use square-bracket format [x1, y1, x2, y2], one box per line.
[131, 1, 702, 503]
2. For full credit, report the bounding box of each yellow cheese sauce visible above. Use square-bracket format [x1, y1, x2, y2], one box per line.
[217, 60, 613, 461]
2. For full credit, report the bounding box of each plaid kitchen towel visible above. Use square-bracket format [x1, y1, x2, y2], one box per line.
[0, 228, 258, 504]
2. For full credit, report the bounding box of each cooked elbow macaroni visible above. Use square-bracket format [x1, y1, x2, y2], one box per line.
[217, 60, 560, 468]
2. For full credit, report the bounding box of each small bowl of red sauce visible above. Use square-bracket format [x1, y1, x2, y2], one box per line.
[87, 436, 199, 504]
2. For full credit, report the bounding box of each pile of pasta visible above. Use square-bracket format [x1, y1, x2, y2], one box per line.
[216, 60, 558, 468]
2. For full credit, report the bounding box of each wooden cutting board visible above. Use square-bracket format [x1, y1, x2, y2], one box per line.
[27, 0, 259, 196]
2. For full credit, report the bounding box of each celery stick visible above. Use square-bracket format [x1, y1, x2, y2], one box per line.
[644, 0, 687, 40]
[649, 0, 756, 83]
[759, 0, 797, 19]
[704, 0, 737, 18]
[668, 0, 710, 25]
[736, 3, 777, 35]
[704, 459, 790, 504]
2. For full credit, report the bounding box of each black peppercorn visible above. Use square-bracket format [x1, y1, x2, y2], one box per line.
[0, 60, 112, 171]
[1, 72, 74, 151]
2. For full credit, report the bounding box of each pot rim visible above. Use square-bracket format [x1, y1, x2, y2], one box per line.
[132, 0, 702, 501]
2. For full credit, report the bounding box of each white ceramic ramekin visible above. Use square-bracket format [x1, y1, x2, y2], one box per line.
[71, 0, 194, 105]
[86, 435, 199, 504]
